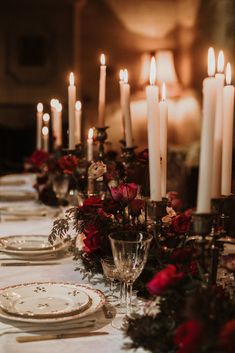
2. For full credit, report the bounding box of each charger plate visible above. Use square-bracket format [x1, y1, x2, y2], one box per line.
[0, 282, 105, 323]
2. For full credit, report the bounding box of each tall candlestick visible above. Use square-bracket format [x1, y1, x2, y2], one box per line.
[211, 50, 225, 197]
[197, 47, 217, 213]
[75, 100, 82, 145]
[146, 56, 161, 201]
[36, 103, 43, 150]
[68, 72, 76, 149]
[159, 82, 168, 198]
[42, 126, 49, 152]
[121, 69, 133, 148]
[98, 53, 106, 127]
[87, 128, 94, 161]
[222, 63, 235, 195]
[119, 69, 125, 140]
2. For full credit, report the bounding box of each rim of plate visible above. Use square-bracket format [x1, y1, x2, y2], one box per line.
[0, 282, 105, 323]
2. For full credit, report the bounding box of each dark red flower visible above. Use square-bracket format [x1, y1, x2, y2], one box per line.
[30, 150, 49, 168]
[184, 209, 193, 218]
[172, 215, 190, 234]
[219, 320, 235, 353]
[147, 265, 184, 296]
[83, 224, 101, 253]
[111, 183, 138, 202]
[167, 191, 182, 211]
[83, 197, 103, 208]
[174, 320, 203, 353]
[102, 199, 121, 214]
[170, 248, 194, 264]
[58, 155, 78, 175]
[129, 199, 145, 216]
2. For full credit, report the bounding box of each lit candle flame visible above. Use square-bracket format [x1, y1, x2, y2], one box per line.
[226, 62, 232, 85]
[50, 98, 59, 108]
[217, 50, 225, 73]
[208, 47, 215, 77]
[100, 53, 105, 66]
[149, 56, 156, 85]
[37, 102, 43, 113]
[88, 128, 93, 139]
[43, 113, 50, 122]
[69, 72, 75, 85]
[42, 126, 49, 136]
[162, 82, 167, 100]
[57, 103, 62, 112]
[75, 100, 82, 111]
[119, 69, 124, 81]
[123, 69, 128, 84]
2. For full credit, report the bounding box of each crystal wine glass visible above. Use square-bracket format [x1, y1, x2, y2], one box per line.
[109, 231, 152, 316]
[52, 174, 69, 205]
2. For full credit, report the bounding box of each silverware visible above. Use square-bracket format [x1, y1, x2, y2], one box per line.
[0, 261, 60, 266]
[16, 331, 108, 343]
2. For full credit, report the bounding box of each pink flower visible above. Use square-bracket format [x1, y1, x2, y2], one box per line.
[147, 265, 184, 296]
[111, 183, 138, 202]
[174, 320, 203, 353]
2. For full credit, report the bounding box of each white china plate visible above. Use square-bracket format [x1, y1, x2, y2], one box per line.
[0, 204, 57, 218]
[0, 235, 68, 256]
[0, 283, 91, 318]
[0, 282, 105, 323]
[0, 189, 36, 201]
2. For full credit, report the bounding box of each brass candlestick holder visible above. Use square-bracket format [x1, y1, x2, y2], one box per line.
[95, 126, 109, 161]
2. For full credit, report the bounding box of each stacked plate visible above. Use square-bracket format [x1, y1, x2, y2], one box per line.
[0, 282, 105, 323]
[0, 235, 68, 259]
[0, 203, 59, 220]
[0, 189, 37, 202]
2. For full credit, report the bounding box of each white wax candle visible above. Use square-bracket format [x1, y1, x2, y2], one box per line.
[43, 113, 50, 128]
[68, 72, 76, 149]
[75, 100, 82, 145]
[119, 69, 125, 140]
[122, 69, 133, 148]
[51, 99, 62, 148]
[211, 50, 225, 198]
[87, 128, 94, 161]
[197, 47, 217, 213]
[222, 63, 235, 195]
[159, 82, 168, 198]
[98, 54, 106, 127]
[146, 57, 161, 201]
[36, 103, 43, 150]
[42, 126, 49, 152]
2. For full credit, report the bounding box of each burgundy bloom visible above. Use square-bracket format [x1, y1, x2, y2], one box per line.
[172, 215, 190, 234]
[129, 199, 145, 216]
[170, 248, 194, 264]
[184, 209, 193, 218]
[219, 320, 235, 353]
[147, 265, 184, 296]
[30, 150, 49, 168]
[111, 183, 138, 202]
[58, 155, 78, 175]
[83, 224, 101, 253]
[83, 197, 103, 208]
[174, 320, 203, 353]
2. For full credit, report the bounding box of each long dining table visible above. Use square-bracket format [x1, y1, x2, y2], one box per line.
[0, 174, 145, 353]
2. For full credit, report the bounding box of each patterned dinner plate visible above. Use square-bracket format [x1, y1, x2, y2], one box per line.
[0, 235, 68, 256]
[0, 282, 105, 323]
[0, 282, 91, 319]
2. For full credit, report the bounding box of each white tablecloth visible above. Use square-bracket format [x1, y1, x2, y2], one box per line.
[0, 184, 145, 353]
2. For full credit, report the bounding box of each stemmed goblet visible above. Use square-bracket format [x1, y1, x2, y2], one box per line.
[52, 174, 69, 205]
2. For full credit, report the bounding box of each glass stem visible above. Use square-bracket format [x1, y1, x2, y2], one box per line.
[126, 282, 133, 316]
[120, 281, 126, 305]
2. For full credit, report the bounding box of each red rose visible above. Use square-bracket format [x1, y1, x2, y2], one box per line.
[111, 183, 138, 202]
[170, 248, 194, 264]
[147, 265, 184, 296]
[83, 197, 103, 208]
[30, 150, 49, 168]
[129, 199, 145, 216]
[58, 155, 78, 175]
[219, 320, 235, 353]
[172, 215, 190, 234]
[83, 225, 101, 253]
[174, 320, 203, 353]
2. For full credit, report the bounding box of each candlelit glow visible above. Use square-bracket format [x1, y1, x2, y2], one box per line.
[123, 69, 128, 84]
[42, 126, 49, 136]
[217, 50, 225, 73]
[119, 69, 124, 81]
[75, 100, 82, 111]
[100, 53, 105, 66]
[69, 72, 75, 85]
[37, 103, 43, 113]
[43, 113, 50, 122]
[56, 103, 62, 112]
[162, 82, 167, 100]
[50, 98, 59, 108]
[88, 128, 94, 139]
[226, 62, 232, 85]
[149, 56, 156, 85]
[208, 47, 216, 77]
